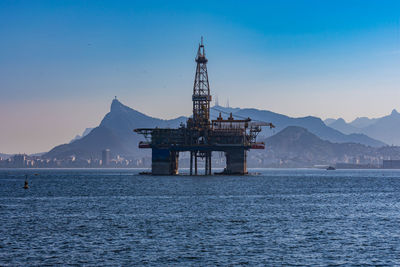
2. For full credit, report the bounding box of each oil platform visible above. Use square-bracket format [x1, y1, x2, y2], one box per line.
[134, 38, 274, 175]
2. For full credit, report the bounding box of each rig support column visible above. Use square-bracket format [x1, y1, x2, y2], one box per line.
[195, 153, 198, 175]
[225, 148, 247, 175]
[205, 153, 208, 175]
[190, 152, 193, 176]
[208, 152, 212, 175]
[170, 151, 179, 175]
[151, 149, 179, 175]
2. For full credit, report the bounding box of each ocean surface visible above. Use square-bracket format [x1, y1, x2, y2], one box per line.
[1, 168, 400, 266]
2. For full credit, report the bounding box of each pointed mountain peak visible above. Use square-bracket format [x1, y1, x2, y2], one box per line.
[391, 109, 398, 115]
[110, 98, 127, 112]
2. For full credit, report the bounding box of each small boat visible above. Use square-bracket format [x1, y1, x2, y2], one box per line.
[326, 166, 336, 170]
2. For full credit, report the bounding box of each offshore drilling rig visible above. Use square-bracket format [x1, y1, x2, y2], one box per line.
[134, 38, 274, 175]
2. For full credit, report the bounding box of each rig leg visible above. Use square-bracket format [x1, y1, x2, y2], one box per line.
[205, 153, 208, 175]
[195, 153, 198, 175]
[225, 148, 247, 175]
[208, 152, 212, 175]
[171, 151, 179, 175]
[190, 152, 193, 176]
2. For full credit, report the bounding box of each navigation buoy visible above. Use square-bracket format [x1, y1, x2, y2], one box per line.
[23, 175, 29, 189]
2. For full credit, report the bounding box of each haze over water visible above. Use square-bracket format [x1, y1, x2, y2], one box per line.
[1, 169, 400, 265]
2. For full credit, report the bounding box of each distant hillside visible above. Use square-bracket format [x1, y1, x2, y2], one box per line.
[264, 126, 372, 166]
[325, 109, 400, 145]
[253, 126, 400, 168]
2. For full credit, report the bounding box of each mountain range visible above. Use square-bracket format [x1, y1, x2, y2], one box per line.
[251, 126, 400, 168]
[258, 126, 373, 167]
[212, 106, 384, 147]
[325, 109, 400, 145]
[45, 99, 186, 159]
[44, 99, 387, 160]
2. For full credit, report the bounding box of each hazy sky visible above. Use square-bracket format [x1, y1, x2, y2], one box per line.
[1, 0, 400, 154]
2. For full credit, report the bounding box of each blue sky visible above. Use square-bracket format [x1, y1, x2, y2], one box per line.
[1, 0, 400, 153]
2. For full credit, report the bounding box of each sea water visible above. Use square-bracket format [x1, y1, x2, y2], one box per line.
[1, 168, 400, 266]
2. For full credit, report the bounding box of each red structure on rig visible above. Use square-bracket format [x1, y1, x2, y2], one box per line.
[135, 38, 274, 175]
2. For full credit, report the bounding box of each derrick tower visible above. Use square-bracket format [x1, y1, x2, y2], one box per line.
[192, 37, 211, 129]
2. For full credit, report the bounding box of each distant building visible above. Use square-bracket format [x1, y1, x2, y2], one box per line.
[382, 160, 400, 169]
[13, 154, 27, 168]
[102, 149, 111, 166]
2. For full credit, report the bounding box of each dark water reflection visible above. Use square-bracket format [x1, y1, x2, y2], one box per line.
[1, 169, 400, 266]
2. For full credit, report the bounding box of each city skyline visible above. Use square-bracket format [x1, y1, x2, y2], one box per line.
[1, 0, 400, 154]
